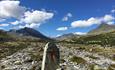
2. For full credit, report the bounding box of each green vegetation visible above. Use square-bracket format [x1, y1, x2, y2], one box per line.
[0, 42, 29, 59]
[70, 56, 86, 64]
[59, 31, 115, 46]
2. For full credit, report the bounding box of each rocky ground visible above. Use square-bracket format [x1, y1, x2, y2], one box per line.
[58, 43, 115, 70]
[0, 42, 115, 70]
[0, 42, 45, 70]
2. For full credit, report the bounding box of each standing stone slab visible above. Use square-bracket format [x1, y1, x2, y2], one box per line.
[41, 42, 60, 70]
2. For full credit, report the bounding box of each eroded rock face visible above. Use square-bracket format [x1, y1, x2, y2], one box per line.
[42, 42, 60, 70]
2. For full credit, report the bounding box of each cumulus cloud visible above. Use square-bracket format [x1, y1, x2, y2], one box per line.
[0, 1, 26, 19]
[22, 10, 54, 24]
[74, 32, 87, 35]
[19, 23, 40, 28]
[56, 27, 68, 31]
[10, 20, 20, 25]
[62, 13, 72, 21]
[103, 15, 114, 22]
[0, 23, 9, 26]
[71, 14, 115, 28]
[111, 9, 115, 13]
[0, 0, 54, 28]
[71, 17, 99, 28]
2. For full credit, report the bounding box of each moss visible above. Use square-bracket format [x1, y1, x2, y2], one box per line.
[70, 56, 86, 64]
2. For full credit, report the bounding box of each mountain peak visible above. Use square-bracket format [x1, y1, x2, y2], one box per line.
[8, 27, 51, 40]
[88, 23, 115, 34]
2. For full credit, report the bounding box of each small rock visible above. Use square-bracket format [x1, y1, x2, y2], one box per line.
[14, 61, 22, 65]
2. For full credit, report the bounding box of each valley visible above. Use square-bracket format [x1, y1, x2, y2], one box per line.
[0, 25, 115, 70]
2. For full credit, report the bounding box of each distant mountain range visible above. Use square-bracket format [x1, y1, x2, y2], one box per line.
[0, 27, 52, 41]
[1, 23, 115, 43]
[9, 27, 50, 40]
[88, 23, 115, 35]
[56, 23, 115, 46]
[58, 23, 115, 39]
[56, 33, 80, 41]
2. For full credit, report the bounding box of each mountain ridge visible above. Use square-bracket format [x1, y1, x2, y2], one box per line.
[0, 27, 52, 41]
[88, 23, 115, 35]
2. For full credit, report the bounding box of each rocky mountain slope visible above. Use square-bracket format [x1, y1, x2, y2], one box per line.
[61, 30, 115, 47]
[9, 27, 51, 40]
[0, 30, 14, 42]
[57, 24, 115, 47]
[56, 33, 80, 41]
[88, 23, 115, 35]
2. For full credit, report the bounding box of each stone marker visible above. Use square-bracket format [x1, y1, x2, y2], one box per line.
[41, 42, 60, 70]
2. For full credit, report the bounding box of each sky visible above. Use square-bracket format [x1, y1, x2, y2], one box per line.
[0, 0, 115, 37]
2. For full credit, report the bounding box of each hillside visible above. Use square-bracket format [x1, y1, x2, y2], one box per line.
[88, 23, 115, 35]
[0, 30, 14, 42]
[0, 27, 115, 70]
[58, 30, 115, 47]
[56, 33, 80, 41]
[9, 27, 51, 40]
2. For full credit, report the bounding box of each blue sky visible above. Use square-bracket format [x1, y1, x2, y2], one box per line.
[0, 0, 115, 37]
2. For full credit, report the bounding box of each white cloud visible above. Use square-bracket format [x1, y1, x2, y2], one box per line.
[18, 10, 54, 28]
[107, 21, 114, 25]
[56, 34, 61, 37]
[62, 17, 68, 21]
[0, 1, 26, 19]
[22, 10, 54, 24]
[71, 14, 114, 28]
[103, 15, 114, 22]
[1, 0, 16, 1]
[71, 17, 100, 28]
[111, 9, 115, 13]
[10, 20, 19, 25]
[0, 19, 6, 22]
[0, 1, 54, 29]
[56, 27, 68, 31]
[62, 13, 72, 21]
[74, 32, 87, 35]
[11, 10, 54, 29]
[67, 13, 72, 17]
[19, 23, 40, 28]
[26, 23, 40, 28]
[0, 23, 9, 26]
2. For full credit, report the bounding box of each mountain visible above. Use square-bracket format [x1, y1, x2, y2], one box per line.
[8, 27, 51, 40]
[57, 30, 115, 46]
[0, 30, 14, 42]
[56, 33, 81, 41]
[88, 23, 115, 35]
